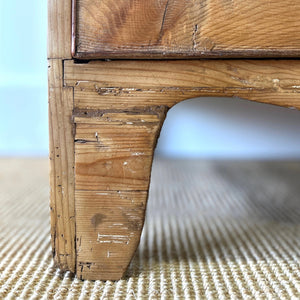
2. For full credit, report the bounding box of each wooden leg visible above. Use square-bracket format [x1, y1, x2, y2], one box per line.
[50, 58, 300, 281]
[73, 108, 167, 280]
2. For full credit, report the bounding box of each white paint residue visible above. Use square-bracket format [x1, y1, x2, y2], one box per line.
[132, 152, 144, 156]
[75, 81, 90, 86]
[97, 234, 130, 244]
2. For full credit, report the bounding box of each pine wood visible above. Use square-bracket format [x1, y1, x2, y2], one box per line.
[48, 0, 72, 59]
[76, 190, 148, 280]
[74, 110, 166, 191]
[73, 0, 300, 59]
[65, 59, 300, 110]
[74, 109, 166, 280]
[49, 0, 300, 281]
[48, 60, 75, 272]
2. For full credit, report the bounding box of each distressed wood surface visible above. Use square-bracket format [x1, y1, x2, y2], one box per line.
[64, 59, 300, 110]
[74, 109, 166, 280]
[48, 57, 300, 280]
[48, 59, 75, 272]
[50, 0, 300, 281]
[73, 0, 300, 59]
[48, 0, 72, 58]
[75, 190, 148, 280]
[62, 58, 300, 280]
[75, 110, 166, 191]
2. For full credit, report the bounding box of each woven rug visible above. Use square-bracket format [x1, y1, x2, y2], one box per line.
[1, 158, 300, 299]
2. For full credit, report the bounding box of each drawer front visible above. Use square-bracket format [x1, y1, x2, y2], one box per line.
[73, 0, 300, 59]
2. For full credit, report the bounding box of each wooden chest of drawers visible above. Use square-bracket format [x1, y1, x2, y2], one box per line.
[48, 0, 300, 280]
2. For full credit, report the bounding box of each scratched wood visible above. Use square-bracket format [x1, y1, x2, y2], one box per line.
[73, 0, 300, 58]
[76, 190, 148, 280]
[63, 58, 300, 280]
[64, 59, 300, 110]
[74, 109, 166, 280]
[75, 111, 166, 191]
[48, 59, 75, 272]
[49, 0, 300, 280]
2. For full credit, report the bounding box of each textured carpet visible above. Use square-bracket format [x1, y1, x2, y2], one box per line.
[1, 158, 300, 299]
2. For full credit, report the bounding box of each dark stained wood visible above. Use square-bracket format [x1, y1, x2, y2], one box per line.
[73, 0, 300, 59]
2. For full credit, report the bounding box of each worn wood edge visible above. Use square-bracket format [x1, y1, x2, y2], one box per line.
[73, 49, 300, 60]
[48, 0, 72, 59]
[71, 0, 77, 57]
[48, 59, 76, 273]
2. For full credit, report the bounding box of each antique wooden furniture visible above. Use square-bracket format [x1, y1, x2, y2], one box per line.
[48, 0, 300, 280]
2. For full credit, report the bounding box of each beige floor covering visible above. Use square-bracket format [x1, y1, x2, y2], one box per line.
[0, 158, 300, 299]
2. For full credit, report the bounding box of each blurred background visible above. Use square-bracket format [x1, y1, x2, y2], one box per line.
[1, 1, 300, 159]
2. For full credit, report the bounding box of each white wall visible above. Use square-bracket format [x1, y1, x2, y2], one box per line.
[1, 1, 300, 159]
[156, 98, 300, 159]
[0, 1, 48, 156]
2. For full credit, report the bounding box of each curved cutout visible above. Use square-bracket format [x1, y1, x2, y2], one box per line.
[156, 97, 300, 159]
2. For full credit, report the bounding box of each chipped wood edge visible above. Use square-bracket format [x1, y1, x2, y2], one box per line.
[73, 49, 300, 60]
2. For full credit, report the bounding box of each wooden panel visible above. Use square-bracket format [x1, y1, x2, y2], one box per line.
[73, 0, 300, 59]
[64, 59, 300, 110]
[48, 0, 72, 58]
[76, 190, 148, 280]
[48, 59, 75, 272]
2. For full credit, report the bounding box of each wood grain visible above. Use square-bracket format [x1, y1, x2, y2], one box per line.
[73, 0, 300, 59]
[76, 190, 148, 280]
[48, 59, 75, 272]
[48, 0, 72, 58]
[64, 59, 300, 110]
[74, 109, 166, 280]
[74, 110, 166, 191]
[64, 58, 300, 280]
